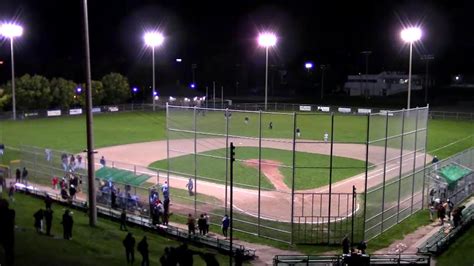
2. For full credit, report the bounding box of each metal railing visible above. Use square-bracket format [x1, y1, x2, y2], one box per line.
[273, 254, 431, 265]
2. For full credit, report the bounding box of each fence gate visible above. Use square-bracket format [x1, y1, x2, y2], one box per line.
[293, 191, 362, 244]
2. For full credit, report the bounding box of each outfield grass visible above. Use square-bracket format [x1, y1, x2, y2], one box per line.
[0, 193, 230, 266]
[0, 111, 471, 159]
[436, 225, 474, 266]
[150, 147, 367, 190]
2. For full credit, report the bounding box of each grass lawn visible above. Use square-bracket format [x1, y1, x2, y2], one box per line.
[427, 119, 473, 159]
[0, 193, 230, 266]
[436, 225, 474, 266]
[150, 147, 367, 190]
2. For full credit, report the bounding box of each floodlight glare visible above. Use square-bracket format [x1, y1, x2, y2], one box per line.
[76, 87, 82, 93]
[401, 27, 422, 43]
[144, 31, 164, 47]
[0, 23, 23, 38]
[258, 32, 277, 47]
[132, 87, 138, 93]
[176, 58, 182, 62]
[305, 62, 313, 69]
[190, 83, 196, 89]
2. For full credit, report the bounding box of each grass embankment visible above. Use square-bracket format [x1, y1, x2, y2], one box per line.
[0, 193, 230, 266]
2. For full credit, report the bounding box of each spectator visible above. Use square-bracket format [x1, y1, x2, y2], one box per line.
[269, 121, 273, 130]
[33, 209, 44, 233]
[438, 202, 446, 225]
[45, 148, 52, 161]
[176, 243, 194, 266]
[8, 182, 15, 202]
[100, 156, 106, 167]
[446, 199, 454, 220]
[44, 208, 53, 236]
[137, 236, 149, 266]
[123, 232, 136, 265]
[0, 199, 16, 266]
[69, 184, 77, 200]
[187, 213, 196, 236]
[452, 206, 465, 227]
[204, 213, 210, 235]
[198, 214, 206, 235]
[15, 168, 20, 183]
[21, 167, 28, 184]
[222, 214, 230, 238]
[244, 116, 249, 124]
[432, 156, 439, 171]
[52, 176, 59, 190]
[61, 209, 74, 240]
[120, 209, 128, 231]
[111, 189, 117, 208]
[44, 194, 53, 210]
[357, 240, 367, 254]
[296, 127, 301, 138]
[160, 247, 170, 265]
[342, 235, 350, 254]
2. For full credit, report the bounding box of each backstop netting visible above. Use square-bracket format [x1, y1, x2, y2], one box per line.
[166, 105, 429, 244]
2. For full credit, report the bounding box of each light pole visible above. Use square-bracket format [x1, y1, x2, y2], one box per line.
[144, 31, 164, 111]
[420, 54, 434, 104]
[305, 62, 313, 73]
[258, 32, 277, 110]
[401, 27, 422, 109]
[0, 23, 23, 120]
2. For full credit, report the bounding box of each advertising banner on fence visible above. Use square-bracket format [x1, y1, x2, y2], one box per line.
[24, 112, 39, 118]
[299, 105, 312, 112]
[69, 108, 82, 115]
[108, 106, 119, 112]
[358, 108, 372, 114]
[317, 106, 330, 112]
[338, 107, 351, 113]
[380, 110, 395, 116]
[92, 107, 102, 113]
[47, 110, 61, 117]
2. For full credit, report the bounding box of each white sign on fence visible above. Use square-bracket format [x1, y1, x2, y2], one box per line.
[24, 112, 39, 117]
[299, 105, 312, 111]
[358, 108, 372, 114]
[338, 107, 351, 113]
[92, 107, 102, 113]
[317, 106, 330, 112]
[47, 110, 61, 117]
[108, 106, 119, 112]
[69, 108, 82, 115]
[380, 110, 395, 116]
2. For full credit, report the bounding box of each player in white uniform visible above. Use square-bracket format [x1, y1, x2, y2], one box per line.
[324, 132, 329, 142]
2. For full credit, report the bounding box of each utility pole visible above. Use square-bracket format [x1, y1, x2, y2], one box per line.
[221, 86, 224, 108]
[320, 65, 326, 100]
[420, 54, 434, 104]
[213, 81, 216, 109]
[351, 185, 356, 245]
[82, 0, 97, 226]
[361, 51, 372, 97]
[229, 142, 235, 266]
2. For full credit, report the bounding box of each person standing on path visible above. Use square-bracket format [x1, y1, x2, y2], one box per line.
[221, 214, 230, 238]
[198, 214, 206, 235]
[324, 132, 329, 142]
[123, 232, 136, 265]
[21, 167, 28, 185]
[15, 168, 21, 183]
[204, 213, 210, 235]
[342, 235, 350, 254]
[44, 208, 53, 236]
[137, 236, 149, 266]
[120, 209, 128, 231]
[187, 213, 196, 236]
[100, 156, 106, 168]
[432, 156, 439, 171]
[186, 178, 194, 196]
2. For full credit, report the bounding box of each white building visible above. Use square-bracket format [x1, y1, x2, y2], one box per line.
[344, 71, 422, 96]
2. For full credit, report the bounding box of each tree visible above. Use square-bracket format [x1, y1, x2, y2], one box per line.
[0, 74, 53, 111]
[50, 78, 77, 109]
[101, 73, 130, 105]
[76, 80, 105, 106]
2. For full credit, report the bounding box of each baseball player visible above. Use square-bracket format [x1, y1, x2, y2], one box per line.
[324, 132, 329, 142]
[296, 128, 301, 138]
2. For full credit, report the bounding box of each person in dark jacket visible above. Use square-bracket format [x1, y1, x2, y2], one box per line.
[0, 199, 16, 266]
[137, 236, 149, 266]
[198, 214, 207, 235]
[44, 208, 53, 236]
[21, 167, 28, 184]
[44, 194, 53, 210]
[222, 214, 230, 238]
[342, 235, 350, 254]
[34, 209, 44, 233]
[120, 209, 128, 231]
[61, 209, 74, 240]
[187, 213, 196, 236]
[15, 168, 21, 183]
[438, 203, 446, 225]
[123, 232, 136, 265]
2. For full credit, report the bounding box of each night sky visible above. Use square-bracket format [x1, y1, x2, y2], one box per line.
[0, 0, 473, 93]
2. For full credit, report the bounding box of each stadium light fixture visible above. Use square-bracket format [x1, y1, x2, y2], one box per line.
[176, 58, 182, 62]
[190, 83, 196, 89]
[132, 87, 138, 93]
[1, 23, 24, 120]
[305, 62, 313, 71]
[401, 26, 422, 109]
[76, 87, 82, 94]
[258, 32, 277, 110]
[143, 31, 164, 111]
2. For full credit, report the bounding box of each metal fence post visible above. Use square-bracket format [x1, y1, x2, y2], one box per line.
[362, 114, 370, 240]
[193, 106, 197, 216]
[258, 110, 262, 236]
[396, 110, 406, 223]
[225, 108, 229, 215]
[410, 108, 420, 214]
[381, 112, 390, 233]
[290, 112, 297, 244]
[166, 103, 170, 184]
[327, 112, 335, 243]
[421, 105, 430, 209]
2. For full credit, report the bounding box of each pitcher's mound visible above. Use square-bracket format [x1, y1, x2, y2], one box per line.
[243, 159, 290, 192]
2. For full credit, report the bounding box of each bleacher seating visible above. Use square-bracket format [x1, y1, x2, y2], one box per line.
[273, 254, 431, 265]
[417, 204, 474, 254]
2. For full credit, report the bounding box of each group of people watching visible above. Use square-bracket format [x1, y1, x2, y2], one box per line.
[61, 153, 84, 172]
[186, 213, 211, 236]
[15, 167, 28, 185]
[149, 181, 171, 226]
[429, 197, 466, 228]
[31, 195, 74, 240]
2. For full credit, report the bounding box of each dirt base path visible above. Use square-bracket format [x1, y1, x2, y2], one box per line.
[243, 159, 289, 192]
